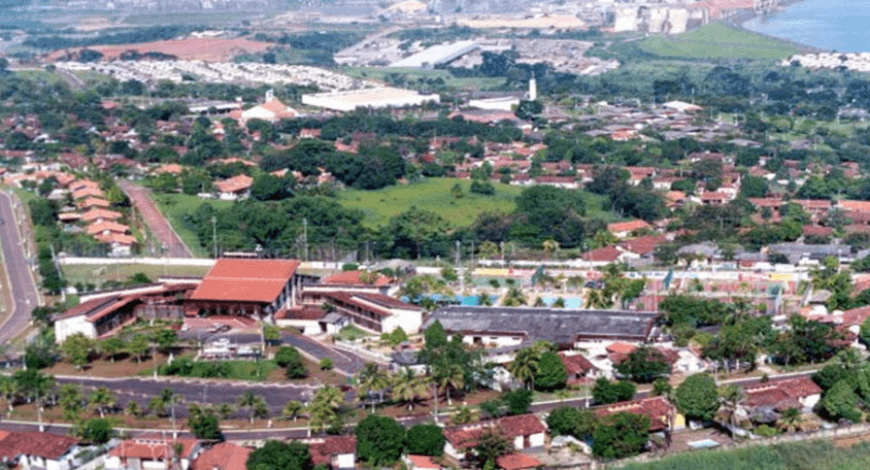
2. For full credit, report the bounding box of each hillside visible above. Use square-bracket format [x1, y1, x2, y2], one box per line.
[635, 22, 804, 61]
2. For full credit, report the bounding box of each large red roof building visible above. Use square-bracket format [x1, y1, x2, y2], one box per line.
[186, 258, 305, 320]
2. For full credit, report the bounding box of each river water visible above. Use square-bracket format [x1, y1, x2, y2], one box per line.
[742, 0, 870, 52]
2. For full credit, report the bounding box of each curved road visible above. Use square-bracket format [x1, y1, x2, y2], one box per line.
[0, 190, 39, 345]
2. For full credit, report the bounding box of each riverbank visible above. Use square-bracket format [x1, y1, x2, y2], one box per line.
[724, 0, 826, 54]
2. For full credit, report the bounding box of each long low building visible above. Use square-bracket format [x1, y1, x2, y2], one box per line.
[301, 87, 440, 112]
[424, 306, 662, 348]
[388, 40, 480, 68]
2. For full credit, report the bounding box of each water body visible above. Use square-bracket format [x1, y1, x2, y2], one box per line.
[742, 0, 870, 52]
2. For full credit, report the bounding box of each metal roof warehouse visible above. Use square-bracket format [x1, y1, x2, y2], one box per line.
[424, 306, 662, 347]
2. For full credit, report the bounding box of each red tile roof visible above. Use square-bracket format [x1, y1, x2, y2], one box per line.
[81, 208, 123, 222]
[191, 442, 251, 470]
[558, 353, 595, 376]
[843, 305, 870, 326]
[596, 396, 675, 432]
[0, 431, 78, 460]
[743, 377, 822, 410]
[110, 437, 200, 460]
[190, 258, 300, 303]
[581, 246, 621, 262]
[214, 174, 253, 194]
[308, 436, 356, 466]
[607, 220, 651, 234]
[496, 454, 542, 470]
[407, 454, 441, 469]
[276, 306, 327, 321]
[77, 197, 110, 209]
[87, 221, 130, 235]
[619, 234, 667, 256]
[444, 415, 545, 449]
[803, 225, 833, 237]
[321, 270, 394, 286]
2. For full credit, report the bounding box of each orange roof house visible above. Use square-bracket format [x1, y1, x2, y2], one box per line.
[77, 197, 110, 209]
[596, 396, 677, 432]
[86, 221, 130, 236]
[191, 442, 252, 470]
[81, 208, 123, 223]
[187, 258, 303, 318]
[607, 220, 652, 237]
[214, 174, 253, 199]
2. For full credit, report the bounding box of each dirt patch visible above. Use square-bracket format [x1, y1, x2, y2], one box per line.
[45, 353, 173, 377]
[47, 38, 273, 63]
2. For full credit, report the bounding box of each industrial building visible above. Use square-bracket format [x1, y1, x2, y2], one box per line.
[301, 87, 440, 112]
[388, 40, 480, 68]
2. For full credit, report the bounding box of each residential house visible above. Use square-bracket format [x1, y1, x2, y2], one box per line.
[106, 436, 202, 470]
[559, 351, 600, 384]
[496, 454, 543, 470]
[313, 270, 399, 296]
[607, 220, 652, 239]
[190, 442, 251, 470]
[307, 436, 356, 469]
[443, 414, 546, 464]
[214, 174, 254, 200]
[0, 431, 81, 470]
[275, 305, 347, 335]
[596, 396, 682, 432]
[404, 455, 443, 470]
[742, 377, 822, 414]
[81, 208, 123, 224]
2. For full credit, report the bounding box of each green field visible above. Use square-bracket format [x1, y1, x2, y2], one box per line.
[635, 23, 804, 61]
[152, 194, 233, 258]
[61, 263, 211, 287]
[338, 178, 617, 228]
[620, 440, 870, 470]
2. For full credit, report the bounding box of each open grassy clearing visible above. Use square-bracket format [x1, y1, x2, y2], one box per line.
[152, 193, 233, 258]
[636, 23, 803, 61]
[61, 263, 210, 287]
[338, 178, 522, 228]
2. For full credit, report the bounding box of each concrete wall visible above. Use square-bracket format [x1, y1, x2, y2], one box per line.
[55, 315, 97, 343]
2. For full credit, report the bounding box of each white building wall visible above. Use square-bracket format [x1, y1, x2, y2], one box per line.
[55, 315, 97, 343]
[381, 308, 423, 334]
[334, 453, 355, 469]
[462, 334, 524, 348]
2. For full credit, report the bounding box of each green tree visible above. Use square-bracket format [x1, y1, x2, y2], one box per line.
[0, 376, 18, 412]
[356, 414, 406, 466]
[822, 379, 861, 422]
[546, 406, 598, 440]
[58, 384, 84, 421]
[592, 412, 650, 459]
[246, 440, 312, 470]
[615, 346, 671, 383]
[405, 424, 445, 456]
[675, 373, 719, 422]
[391, 368, 428, 412]
[189, 410, 223, 440]
[509, 347, 540, 390]
[535, 351, 568, 391]
[502, 389, 533, 416]
[471, 428, 512, 470]
[358, 363, 390, 412]
[592, 378, 636, 405]
[283, 400, 304, 421]
[61, 333, 94, 370]
[237, 391, 268, 424]
[100, 337, 125, 362]
[154, 329, 178, 354]
[88, 386, 117, 418]
[309, 385, 345, 434]
[14, 369, 55, 431]
[128, 334, 150, 363]
[78, 418, 114, 444]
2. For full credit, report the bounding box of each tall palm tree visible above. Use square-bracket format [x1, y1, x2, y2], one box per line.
[391, 368, 428, 412]
[357, 363, 389, 412]
[718, 384, 745, 435]
[88, 386, 117, 418]
[14, 370, 55, 432]
[0, 376, 19, 413]
[309, 385, 344, 434]
[502, 287, 527, 307]
[236, 391, 267, 424]
[509, 347, 540, 390]
[434, 362, 465, 406]
[149, 388, 183, 432]
[778, 407, 802, 432]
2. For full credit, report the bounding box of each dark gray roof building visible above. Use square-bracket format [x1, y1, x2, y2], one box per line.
[424, 306, 662, 346]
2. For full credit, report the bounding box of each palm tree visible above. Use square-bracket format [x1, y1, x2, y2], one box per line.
[434, 362, 465, 406]
[542, 239, 559, 259]
[149, 388, 183, 432]
[502, 287, 527, 307]
[778, 407, 802, 433]
[552, 297, 566, 308]
[718, 384, 745, 435]
[236, 391, 267, 424]
[14, 370, 55, 432]
[391, 368, 428, 412]
[357, 363, 389, 412]
[533, 297, 546, 307]
[0, 376, 19, 413]
[88, 386, 117, 418]
[309, 386, 344, 434]
[283, 400, 304, 421]
[476, 292, 493, 306]
[509, 347, 540, 390]
[216, 402, 235, 420]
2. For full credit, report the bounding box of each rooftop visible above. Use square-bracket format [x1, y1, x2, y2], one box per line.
[0, 431, 78, 460]
[191, 442, 251, 470]
[425, 306, 660, 345]
[190, 258, 300, 303]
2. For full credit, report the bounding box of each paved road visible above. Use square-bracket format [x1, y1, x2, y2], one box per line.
[282, 333, 366, 376]
[0, 191, 39, 344]
[117, 179, 192, 258]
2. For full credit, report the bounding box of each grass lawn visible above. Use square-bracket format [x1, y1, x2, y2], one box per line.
[338, 178, 522, 228]
[61, 263, 210, 287]
[636, 23, 804, 61]
[152, 193, 233, 258]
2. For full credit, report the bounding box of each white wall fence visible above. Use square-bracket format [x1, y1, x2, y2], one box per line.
[333, 340, 391, 364]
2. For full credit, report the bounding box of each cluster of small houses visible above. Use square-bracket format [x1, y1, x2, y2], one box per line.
[0, 372, 826, 470]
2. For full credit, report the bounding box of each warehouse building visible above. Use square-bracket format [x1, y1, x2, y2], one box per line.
[301, 87, 440, 112]
[388, 40, 480, 68]
[424, 306, 662, 348]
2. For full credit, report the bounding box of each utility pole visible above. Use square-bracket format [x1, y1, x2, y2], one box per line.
[211, 216, 217, 259]
[455, 240, 460, 267]
[303, 218, 308, 262]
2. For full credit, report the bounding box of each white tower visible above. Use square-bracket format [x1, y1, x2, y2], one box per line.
[529, 76, 537, 101]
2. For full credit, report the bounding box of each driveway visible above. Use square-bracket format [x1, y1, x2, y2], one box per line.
[117, 179, 192, 258]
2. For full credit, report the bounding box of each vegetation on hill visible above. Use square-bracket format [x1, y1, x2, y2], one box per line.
[634, 23, 804, 61]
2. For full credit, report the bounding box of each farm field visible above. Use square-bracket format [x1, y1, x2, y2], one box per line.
[635, 23, 804, 61]
[46, 37, 273, 62]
